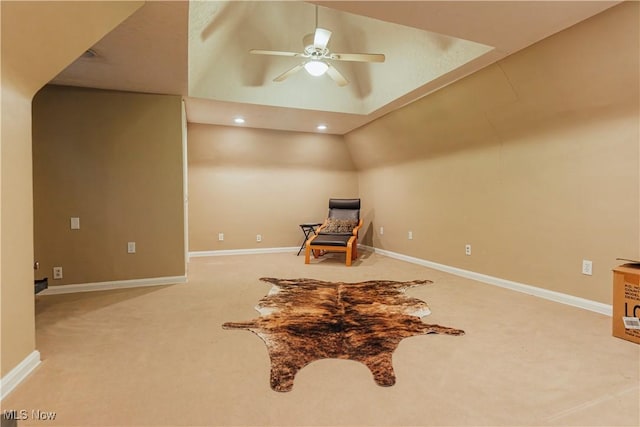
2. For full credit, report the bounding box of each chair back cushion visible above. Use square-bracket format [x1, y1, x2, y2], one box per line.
[328, 198, 360, 221]
[329, 199, 360, 210]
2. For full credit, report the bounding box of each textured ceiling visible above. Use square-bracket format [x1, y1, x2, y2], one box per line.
[51, 1, 621, 134]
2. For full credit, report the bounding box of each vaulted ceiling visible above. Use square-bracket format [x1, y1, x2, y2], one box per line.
[51, 1, 621, 134]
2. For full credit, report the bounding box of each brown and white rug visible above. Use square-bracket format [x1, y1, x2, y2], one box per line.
[223, 277, 464, 392]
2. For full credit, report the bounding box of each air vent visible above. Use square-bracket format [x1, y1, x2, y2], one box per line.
[81, 48, 97, 59]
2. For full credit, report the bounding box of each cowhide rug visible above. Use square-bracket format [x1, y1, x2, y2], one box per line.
[223, 277, 464, 392]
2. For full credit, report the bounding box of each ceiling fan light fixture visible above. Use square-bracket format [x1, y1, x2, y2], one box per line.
[304, 60, 329, 77]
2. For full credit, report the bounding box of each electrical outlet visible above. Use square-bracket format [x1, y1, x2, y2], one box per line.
[582, 259, 593, 276]
[256, 234, 262, 242]
[127, 242, 136, 254]
[379, 226, 384, 235]
[408, 231, 413, 240]
[465, 244, 471, 256]
[218, 233, 224, 241]
[53, 266, 63, 279]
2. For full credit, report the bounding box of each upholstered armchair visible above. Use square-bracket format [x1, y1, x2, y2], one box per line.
[305, 198, 362, 266]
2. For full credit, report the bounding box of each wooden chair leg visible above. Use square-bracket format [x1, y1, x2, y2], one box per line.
[305, 244, 311, 264]
[346, 245, 353, 266]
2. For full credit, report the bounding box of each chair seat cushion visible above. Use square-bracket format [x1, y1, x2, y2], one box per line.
[311, 234, 351, 247]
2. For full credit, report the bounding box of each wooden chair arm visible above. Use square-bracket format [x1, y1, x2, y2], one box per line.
[315, 219, 329, 235]
[352, 218, 363, 236]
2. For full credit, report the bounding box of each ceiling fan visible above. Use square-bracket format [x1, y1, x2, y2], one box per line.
[249, 5, 385, 87]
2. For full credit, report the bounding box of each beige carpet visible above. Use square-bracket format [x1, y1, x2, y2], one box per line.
[2, 251, 639, 426]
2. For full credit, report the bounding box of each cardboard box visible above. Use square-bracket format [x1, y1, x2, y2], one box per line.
[612, 265, 640, 344]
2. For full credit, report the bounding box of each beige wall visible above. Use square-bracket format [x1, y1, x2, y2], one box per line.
[345, 2, 639, 304]
[1, 84, 38, 380]
[188, 124, 358, 251]
[32, 86, 185, 285]
[1, 1, 142, 378]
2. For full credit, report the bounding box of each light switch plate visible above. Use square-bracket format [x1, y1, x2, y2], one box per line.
[70, 217, 80, 229]
[127, 242, 136, 254]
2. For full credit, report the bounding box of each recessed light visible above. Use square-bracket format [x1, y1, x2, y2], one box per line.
[316, 124, 327, 131]
[234, 117, 245, 124]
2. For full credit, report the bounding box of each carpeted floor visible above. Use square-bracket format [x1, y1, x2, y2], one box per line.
[2, 251, 639, 426]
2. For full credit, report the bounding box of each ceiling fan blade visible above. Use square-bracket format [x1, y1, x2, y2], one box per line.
[314, 28, 332, 50]
[273, 63, 304, 82]
[329, 52, 386, 63]
[250, 49, 304, 58]
[326, 64, 348, 87]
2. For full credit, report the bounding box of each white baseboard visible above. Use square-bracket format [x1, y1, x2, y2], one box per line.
[363, 245, 612, 316]
[189, 247, 299, 258]
[0, 350, 41, 400]
[40, 275, 187, 295]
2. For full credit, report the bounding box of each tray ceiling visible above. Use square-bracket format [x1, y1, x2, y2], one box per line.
[51, 1, 621, 134]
